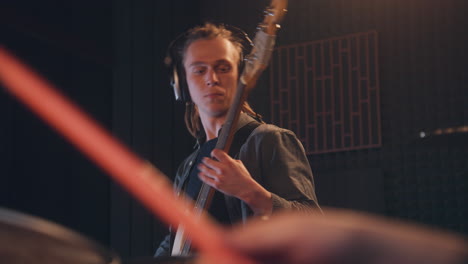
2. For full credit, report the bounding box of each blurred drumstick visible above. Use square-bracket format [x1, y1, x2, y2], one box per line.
[0, 46, 255, 264]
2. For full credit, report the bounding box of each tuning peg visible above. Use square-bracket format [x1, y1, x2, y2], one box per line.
[264, 8, 274, 16]
[256, 23, 267, 31]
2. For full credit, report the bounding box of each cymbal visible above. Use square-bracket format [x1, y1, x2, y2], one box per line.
[0, 207, 120, 264]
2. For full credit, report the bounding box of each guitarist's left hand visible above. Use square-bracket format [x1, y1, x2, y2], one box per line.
[198, 149, 273, 216]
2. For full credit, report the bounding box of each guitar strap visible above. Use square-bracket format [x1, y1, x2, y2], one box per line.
[227, 120, 261, 158]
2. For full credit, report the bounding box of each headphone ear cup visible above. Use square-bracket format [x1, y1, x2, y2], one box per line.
[166, 33, 191, 102]
[171, 66, 182, 101]
[224, 24, 253, 75]
[174, 63, 191, 102]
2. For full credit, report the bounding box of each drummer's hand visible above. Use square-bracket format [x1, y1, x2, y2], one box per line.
[197, 149, 272, 216]
[200, 209, 468, 264]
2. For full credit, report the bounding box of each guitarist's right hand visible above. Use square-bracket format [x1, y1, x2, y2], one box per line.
[197, 149, 273, 216]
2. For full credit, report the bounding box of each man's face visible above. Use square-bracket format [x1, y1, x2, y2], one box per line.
[183, 37, 239, 118]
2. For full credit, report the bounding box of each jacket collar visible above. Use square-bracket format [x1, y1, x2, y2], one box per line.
[194, 112, 256, 148]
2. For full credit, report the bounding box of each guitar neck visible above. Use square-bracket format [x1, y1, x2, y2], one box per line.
[194, 80, 248, 212]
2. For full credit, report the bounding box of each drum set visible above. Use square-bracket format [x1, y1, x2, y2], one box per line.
[0, 207, 192, 264]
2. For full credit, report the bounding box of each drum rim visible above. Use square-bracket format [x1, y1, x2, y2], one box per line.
[0, 206, 121, 264]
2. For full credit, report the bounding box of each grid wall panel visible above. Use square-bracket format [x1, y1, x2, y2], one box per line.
[270, 31, 381, 154]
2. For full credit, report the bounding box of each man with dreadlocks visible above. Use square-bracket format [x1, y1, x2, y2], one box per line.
[155, 23, 320, 257]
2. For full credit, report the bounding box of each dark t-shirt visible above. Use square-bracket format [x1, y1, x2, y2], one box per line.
[184, 138, 231, 225]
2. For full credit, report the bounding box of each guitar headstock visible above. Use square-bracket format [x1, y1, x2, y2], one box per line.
[240, 0, 288, 85]
[262, 0, 288, 35]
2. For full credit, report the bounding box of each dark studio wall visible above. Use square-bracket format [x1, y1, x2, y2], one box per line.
[1, 0, 113, 248]
[1, 0, 467, 261]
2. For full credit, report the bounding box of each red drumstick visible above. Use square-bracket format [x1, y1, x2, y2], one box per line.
[0, 47, 255, 264]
